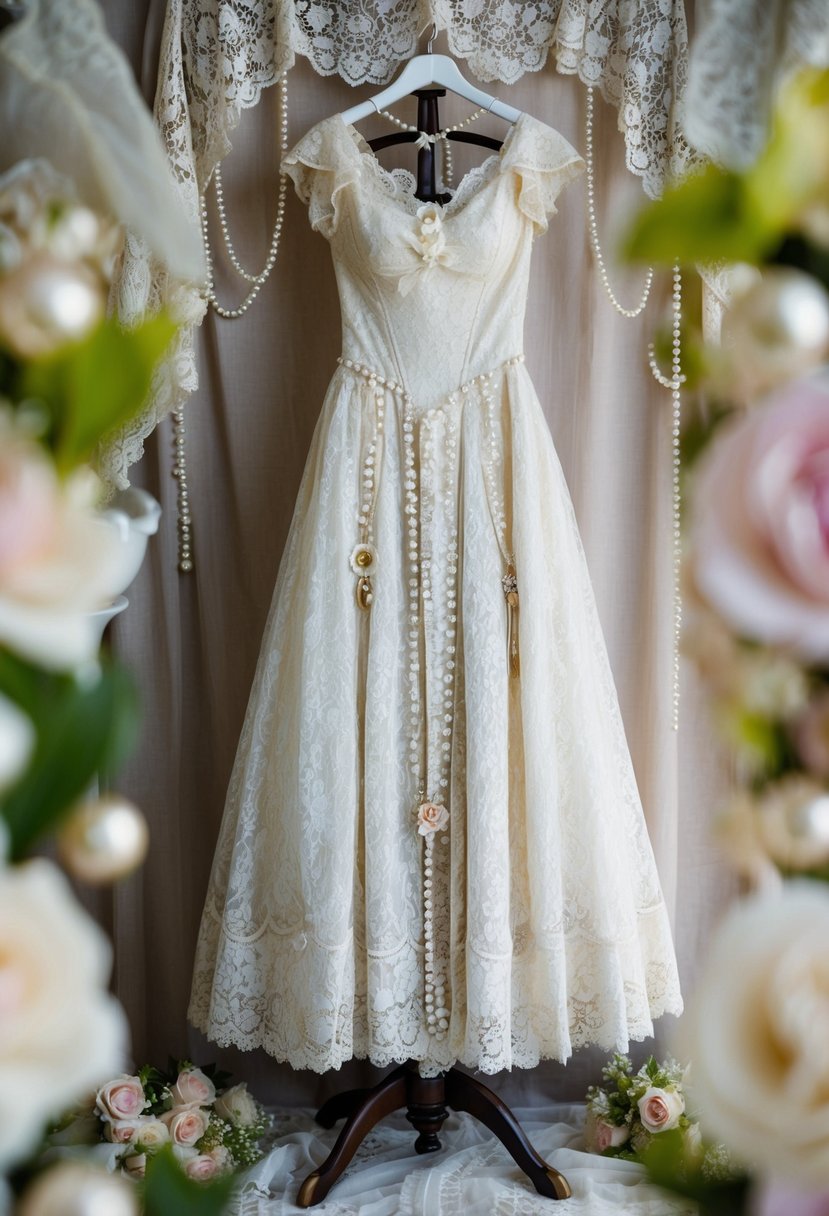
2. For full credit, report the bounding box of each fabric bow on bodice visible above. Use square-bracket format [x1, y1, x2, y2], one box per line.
[283, 113, 584, 408]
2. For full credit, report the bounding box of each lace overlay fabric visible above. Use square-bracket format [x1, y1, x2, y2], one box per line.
[683, 0, 829, 168]
[103, 0, 690, 487]
[188, 113, 682, 1075]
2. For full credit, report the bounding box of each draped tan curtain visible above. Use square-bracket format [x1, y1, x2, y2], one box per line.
[98, 0, 735, 1107]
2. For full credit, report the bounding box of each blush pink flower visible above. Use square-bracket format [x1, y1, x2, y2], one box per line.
[160, 1105, 208, 1146]
[417, 801, 449, 836]
[96, 1076, 145, 1122]
[170, 1067, 215, 1108]
[691, 374, 829, 659]
[184, 1153, 219, 1181]
[637, 1085, 684, 1132]
[585, 1109, 630, 1153]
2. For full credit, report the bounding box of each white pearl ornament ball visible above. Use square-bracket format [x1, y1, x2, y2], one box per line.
[58, 794, 149, 884]
[18, 1163, 138, 1216]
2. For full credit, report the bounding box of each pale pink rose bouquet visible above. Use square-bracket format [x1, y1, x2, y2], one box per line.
[585, 1053, 730, 1179]
[49, 1060, 270, 1181]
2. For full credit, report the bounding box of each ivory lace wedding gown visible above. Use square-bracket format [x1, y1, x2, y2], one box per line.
[189, 111, 682, 1077]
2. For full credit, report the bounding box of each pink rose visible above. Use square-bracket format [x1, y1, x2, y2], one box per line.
[161, 1105, 208, 1146]
[96, 1076, 145, 1121]
[208, 1145, 233, 1174]
[417, 801, 449, 837]
[637, 1086, 685, 1133]
[170, 1067, 215, 1108]
[103, 1118, 142, 1144]
[587, 1114, 631, 1153]
[0, 440, 58, 577]
[691, 375, 829, 659]
[184, 1154, 219, 1181]
[752, 1181, 829, 1216]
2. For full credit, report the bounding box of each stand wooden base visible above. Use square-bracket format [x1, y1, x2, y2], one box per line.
[296, 1061, 571, 1207]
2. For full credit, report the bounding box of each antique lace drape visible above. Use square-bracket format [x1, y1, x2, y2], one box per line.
[106, 0, 690, 491]
[683, 0, 829, 168]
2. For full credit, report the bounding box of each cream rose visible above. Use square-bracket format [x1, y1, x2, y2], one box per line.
[691, 374, 829, 660]
[637, 1086, 685, 1133]
[134, 1118, 170, 1150]
[161, 1105, 209, 1146]
[214, 1082, 258, 1128]
[123, 1154, 146, 1179]
[0, 860, 127, 1172]
[208, 1145, 233, 1173]
[184, 1154, 219, 1181]
[170, 1067, 216, 1108]
[96, 1076, 145, 1122]
[0, 434, 137, 669]
[683, 882, 829, 1185]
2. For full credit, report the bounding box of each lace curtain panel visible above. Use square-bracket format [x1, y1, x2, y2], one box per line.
[106, 0, 690, 489]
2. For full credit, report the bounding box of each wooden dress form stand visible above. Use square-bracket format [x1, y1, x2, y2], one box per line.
[297, 91, 571, 1209]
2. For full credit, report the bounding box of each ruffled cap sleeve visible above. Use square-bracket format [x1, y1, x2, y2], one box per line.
[282, 116, 359, 239]
[502, 115, 585, 234]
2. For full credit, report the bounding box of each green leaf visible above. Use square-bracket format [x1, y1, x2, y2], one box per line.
[0, 648, 139, 858]
[16, 313, 176, 473]
[142, 1147, 236, 1216]
[642, 1131, 750, 1216]
[624, 167, 775, 266]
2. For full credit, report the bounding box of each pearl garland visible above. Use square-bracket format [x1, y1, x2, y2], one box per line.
[200, 73, 289, 319]
[338, 354, 523, 1038]
[585, 87, 653, 318]
[171, 405, 192, 573]
[376, 107, 485, 190]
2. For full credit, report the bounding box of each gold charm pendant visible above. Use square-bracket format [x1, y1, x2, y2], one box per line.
[502, 563, 520, 678]
[350, 543, 377, 612]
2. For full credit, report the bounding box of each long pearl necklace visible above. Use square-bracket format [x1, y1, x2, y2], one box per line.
[584, 85, 682, 729]
[200, 73, 289, 319]
[376, 107, 485, 190]
[175, 74, 289, 572]
[585, 87, 653, 318]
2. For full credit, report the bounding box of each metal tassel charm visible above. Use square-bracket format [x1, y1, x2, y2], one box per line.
[502, 563, 520, 678]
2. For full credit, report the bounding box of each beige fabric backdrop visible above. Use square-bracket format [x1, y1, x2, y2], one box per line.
[98, 0, 735, 1106]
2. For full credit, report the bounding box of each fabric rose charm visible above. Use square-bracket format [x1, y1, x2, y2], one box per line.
[398, 205, 457, 297]
[417, 801, 449, 836]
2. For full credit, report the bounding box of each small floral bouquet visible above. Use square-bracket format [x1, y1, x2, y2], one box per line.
[48, 1061, 270, 1182]
[585, 1054, 729, 1180]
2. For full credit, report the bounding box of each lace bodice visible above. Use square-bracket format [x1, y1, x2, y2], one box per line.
[283, 114, 584, 407]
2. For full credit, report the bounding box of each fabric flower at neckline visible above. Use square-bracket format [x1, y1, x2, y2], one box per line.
[417, 801, 449, 836]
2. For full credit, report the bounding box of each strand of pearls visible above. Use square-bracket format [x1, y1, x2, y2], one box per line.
[585, 87, 653, 318]
[200, 73, 289, 319]
[171, 406, 193, 573]
[669, 266, 683, 731]
[376, 107, 485, 189]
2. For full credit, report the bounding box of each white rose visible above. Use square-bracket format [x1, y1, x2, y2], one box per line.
[17, 1161, 137, 1216]
[637, 1086, 685, 1133]
[0, 860, 127, 1172]
[96, 1076, 145, 1122]
[161, 1105, 208, 1146]
[684, 882, 829, 1185]
[0, 435, 137, 669]
[214, 1082, 259, 1128]
[134, 1118, 170, 1149]
[170, 1067, 215, 1108]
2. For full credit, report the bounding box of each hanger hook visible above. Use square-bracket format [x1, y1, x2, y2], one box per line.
[426, 22, 437, 53]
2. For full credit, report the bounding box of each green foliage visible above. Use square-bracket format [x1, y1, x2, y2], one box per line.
[624, 67, 829, 269]
[642, 1129, 750, 1216]
[11, 312, 175, 473]
[141, 1148, 236, 1216]
[0, 648, 139, 859]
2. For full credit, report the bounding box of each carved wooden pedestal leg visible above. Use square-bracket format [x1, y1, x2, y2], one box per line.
[297, 1062, 570, 1208]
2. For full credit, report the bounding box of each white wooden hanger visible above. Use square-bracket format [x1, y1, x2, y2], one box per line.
[339, 25, 522, 127]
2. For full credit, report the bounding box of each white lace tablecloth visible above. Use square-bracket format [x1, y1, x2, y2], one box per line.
[234, 1104, 697, 1215]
